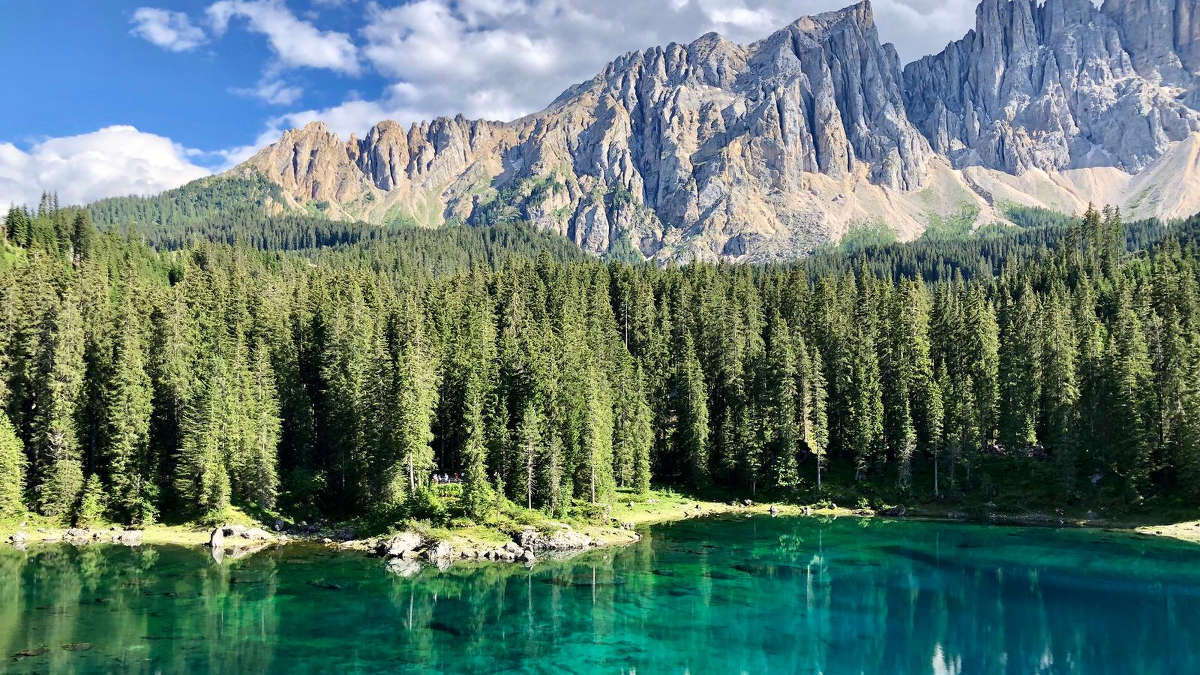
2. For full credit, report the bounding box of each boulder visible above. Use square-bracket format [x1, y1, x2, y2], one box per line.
[9, 532, 27, 544]
[221, 524, 248, 538]
[880, 506, 907, 517]
[209, 527, 225, 549]
[502, 541, 523, 555]
[423, 541, 453, 561]
[743, 499, 753, 507]
[376, 531, 424, 558]
[520, 550, 537, 564]
[768, 505, 779, 516]
[113, 530, 143, 546]
[242, 528, 272, 541]
[516, 527, 591, 552]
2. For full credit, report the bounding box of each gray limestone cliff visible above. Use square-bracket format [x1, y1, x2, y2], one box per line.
[237, 0, 1200, 261]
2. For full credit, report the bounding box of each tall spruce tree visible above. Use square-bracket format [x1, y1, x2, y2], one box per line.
[175, 357, 231, 516]
[101, 300, 155, 523]
[0, 413, 25, 516]
[33, 294, 86, 518]
[673, 333, 709, 488]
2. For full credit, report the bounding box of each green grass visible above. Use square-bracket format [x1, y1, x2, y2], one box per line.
[921, 203, 979, 242]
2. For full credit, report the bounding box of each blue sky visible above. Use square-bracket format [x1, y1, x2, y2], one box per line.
[0, 0, 980, 207]
[1, 1, 380, 155]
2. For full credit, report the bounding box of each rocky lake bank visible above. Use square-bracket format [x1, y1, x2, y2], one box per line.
[6, 495, 1200, 577]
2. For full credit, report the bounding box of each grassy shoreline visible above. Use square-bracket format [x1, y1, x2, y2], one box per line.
[5, 493, 1200, 557]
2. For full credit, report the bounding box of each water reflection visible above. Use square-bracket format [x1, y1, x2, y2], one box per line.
[1, 517, 1198, 673]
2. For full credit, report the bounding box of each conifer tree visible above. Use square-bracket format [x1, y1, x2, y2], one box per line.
[460, 380, 494, 521]
[998, 285, 1042, 451]
[0, 413, 25, 516]
[75, 474, 107, 527]
[176, 358, 231, 516]
[611, 361, 638, 487]
[631, 369, 654, 495]
[762, 312, 800, 489]
[805, 347, 829, 492]
[514, 401, 543, 509]
[962, 285, 999, 478]
[579, 367, 615, 503]
[245, 342, 281, 509]
[673, 333, 709, 487]
[102, 301, 155, 523]
[847, 287, 884, 480]
[34, 295, 86, 518]
[1040, 288, 1080, 492]
[1106, 288, 1154, 501]
[70, 211, 96, 264]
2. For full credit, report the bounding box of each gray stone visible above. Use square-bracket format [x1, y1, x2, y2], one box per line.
[113, 530, 143, 546]
[423, 541, 453, 561]
[376, 531, 424, 558]
[209, 527, 225, 549]
[903, 0, 1200, 174]
[516, 527, 591, 552]
[242, 528, 272, 541]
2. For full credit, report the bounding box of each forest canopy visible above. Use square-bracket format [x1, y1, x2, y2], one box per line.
[2, 198, 1200, 529]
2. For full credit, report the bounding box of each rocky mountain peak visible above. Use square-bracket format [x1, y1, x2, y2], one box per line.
[235, 0, 1200, 262]
[904, 0, 1200, 174]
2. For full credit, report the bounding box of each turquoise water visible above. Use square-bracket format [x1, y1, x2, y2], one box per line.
[2, 516, 1199, 674]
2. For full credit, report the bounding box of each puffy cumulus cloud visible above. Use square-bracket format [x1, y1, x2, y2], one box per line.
[129, 7, 208, 52]
[208, 0, 360, 74]
[295, 0, 978, 138]
[0, 127, 211, 208]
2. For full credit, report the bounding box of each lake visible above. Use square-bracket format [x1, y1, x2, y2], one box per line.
[2, 515, 1198, 673]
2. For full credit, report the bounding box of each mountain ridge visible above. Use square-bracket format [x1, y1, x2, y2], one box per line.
[227, 0, 1200, 262]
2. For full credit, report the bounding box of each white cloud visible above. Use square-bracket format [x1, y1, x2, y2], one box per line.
[240, 0, 968, 147]
[232, 76, 305, 105]
[118, 0, 982, 179]
[208, 0, 360, 74]
[293, 0, 979, 139]
[0, 127, 212, 207]
[129, 7, 208, 52]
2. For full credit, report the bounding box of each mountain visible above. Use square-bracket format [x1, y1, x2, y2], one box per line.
[904, 0, 1200, 173]
[230, 0, 1200, 262]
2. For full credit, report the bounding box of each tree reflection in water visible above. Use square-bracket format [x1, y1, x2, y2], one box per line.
[1, 516, 1198, 673]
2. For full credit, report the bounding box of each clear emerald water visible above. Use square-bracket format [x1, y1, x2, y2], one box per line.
[2, 516, 1199, 674]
